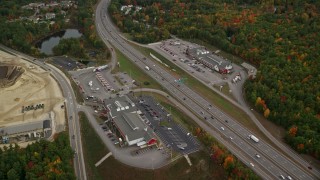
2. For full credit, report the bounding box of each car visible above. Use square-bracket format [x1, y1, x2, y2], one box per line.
[114, 141, 119, 145]
[220, 127, 225, 131]
[279, 175, 285, 179]
[187, 133, 191, 136]
[308, 166, 313, 170]
[287, 176, 292, 180]
[255, 154, 261, 158]
[179, 147, 185, 150]
[230, 137, 233, 140]
[250, 163, 254, 167]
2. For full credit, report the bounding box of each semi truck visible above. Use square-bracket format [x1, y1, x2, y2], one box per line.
[145, 66, 150, 70]
[93, 65, 108, 72]
[249, 134, 259, 143]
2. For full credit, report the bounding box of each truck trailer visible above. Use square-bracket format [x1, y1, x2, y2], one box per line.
[249, 134, 259, 143]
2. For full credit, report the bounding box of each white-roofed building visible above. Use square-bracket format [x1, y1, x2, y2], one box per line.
[105, 95, 157, 147]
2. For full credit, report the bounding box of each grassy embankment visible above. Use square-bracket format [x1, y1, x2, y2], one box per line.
[111, 49, 163, 90]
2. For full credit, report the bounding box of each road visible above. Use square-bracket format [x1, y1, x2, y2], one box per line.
[95, 0, 319, 179]
[0, 45, 87, 180]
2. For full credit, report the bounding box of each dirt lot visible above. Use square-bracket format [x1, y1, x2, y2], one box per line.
[0, 50, 65, 134]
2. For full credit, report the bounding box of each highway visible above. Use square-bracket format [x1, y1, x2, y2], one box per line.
[0, 45, 87, 180]
[95, 0, 319, 179]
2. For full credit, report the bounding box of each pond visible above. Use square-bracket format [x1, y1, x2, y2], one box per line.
[37, 29, 82, 55]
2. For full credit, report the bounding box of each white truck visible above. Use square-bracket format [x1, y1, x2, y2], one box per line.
[145, 66, 150, 70]
[249, 134, 259, 143]
[93, 65, 108, 72]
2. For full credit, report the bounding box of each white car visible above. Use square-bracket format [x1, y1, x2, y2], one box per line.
[279, 175, 285, 179]
[255, 154, 261, 158]
[287, 176, 292, 180]
[250, 163, 254, 167]
[220, 127, 225, 131]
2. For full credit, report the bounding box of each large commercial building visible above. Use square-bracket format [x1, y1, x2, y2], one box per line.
[0, 120, 52, 144]
[105, 95, 157, 147]
[186, 47, 233, 74]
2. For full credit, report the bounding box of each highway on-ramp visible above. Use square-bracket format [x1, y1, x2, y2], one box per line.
[95, 0, 319, 179]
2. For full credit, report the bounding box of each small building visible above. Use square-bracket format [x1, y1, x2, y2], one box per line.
[241, 62, 257, 79]
[186, 47, 233, 74]
[105, 96, 157, 147]
[45, 13, 56, 20]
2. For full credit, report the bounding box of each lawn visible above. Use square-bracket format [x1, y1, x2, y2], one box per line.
[111, 49, 163, 91]
[79, 112, 108, 180]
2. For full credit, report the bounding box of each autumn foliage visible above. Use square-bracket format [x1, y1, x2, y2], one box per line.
[194, 127, 257, 179]
[288, 126, 298, 137]
[223, 155, 235, 169]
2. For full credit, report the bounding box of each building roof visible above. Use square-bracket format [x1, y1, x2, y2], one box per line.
[105, 96, 155, 144]
[187, 47, 232, 69]
[115, 112, 154, 142]
[241, 62, 257, 79]
[43, 120, 51, 129]
[0, 120, 50, 136]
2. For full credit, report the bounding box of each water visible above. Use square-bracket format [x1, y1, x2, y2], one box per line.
[38, 29, 82, 55]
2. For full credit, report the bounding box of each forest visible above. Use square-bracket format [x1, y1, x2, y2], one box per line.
[0, 133, 75, 179]
[109, 0, 320, 159]
[0, 0, 105, 58]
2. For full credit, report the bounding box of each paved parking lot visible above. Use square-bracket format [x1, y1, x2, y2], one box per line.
[131, 95, 200, 155]
[149, 39, 246, 87]
[51, 56, 78, 71]
[149, 40, 226, 85]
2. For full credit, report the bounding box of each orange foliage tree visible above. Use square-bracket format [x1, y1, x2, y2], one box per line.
[223, 155, 235, 170]
[264, 108, 270, 118]
[211, 145, 225, 162]
[288, 126, 298, 137]
[297, 143, 304, 151]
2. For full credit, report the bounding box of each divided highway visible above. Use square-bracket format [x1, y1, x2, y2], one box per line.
[95, 0, 319, 179]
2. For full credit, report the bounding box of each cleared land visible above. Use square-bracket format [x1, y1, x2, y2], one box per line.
[0, 50, 65, 132]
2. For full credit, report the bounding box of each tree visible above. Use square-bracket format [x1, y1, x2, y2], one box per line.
[223, 155, 235, 170]
[288, 126, 298, 137]
[264, 108, 270, 118]
[7, 169, 19, 180]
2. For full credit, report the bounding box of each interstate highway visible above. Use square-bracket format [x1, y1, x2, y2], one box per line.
[95, 0, 318, 179]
